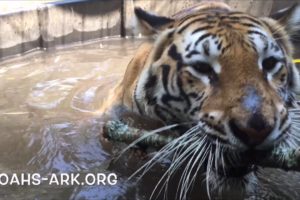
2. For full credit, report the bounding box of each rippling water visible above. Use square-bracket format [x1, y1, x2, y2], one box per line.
[0, 37, 299, 200]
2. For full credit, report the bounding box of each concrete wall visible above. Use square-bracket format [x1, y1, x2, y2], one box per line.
[0, 0, 298, 60]
[0, 0, 123, 59]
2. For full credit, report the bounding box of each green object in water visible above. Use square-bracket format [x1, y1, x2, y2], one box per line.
[103, 120, 300, 171]
[103, 120, 176, 148]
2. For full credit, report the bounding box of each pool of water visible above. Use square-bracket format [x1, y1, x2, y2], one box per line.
[0, 37, 299, 200]
[0, 37, 144, 199]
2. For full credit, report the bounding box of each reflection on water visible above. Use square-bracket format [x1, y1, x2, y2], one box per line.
[27, 119, 107, 173]
[0, 37, 143, 200]
[0, 37, 299, 200]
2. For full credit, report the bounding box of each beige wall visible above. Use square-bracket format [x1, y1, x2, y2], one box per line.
[0, 0, 298, 60]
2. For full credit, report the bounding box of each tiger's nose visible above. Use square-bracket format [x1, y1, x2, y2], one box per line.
[229, 113, 273, 147]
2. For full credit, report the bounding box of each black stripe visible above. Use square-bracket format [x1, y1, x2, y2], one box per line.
[239, 22, 259, 28]
[190, 106, 201, 116]
[261, 20, 285, 48]
[221, 44, 231, 54]
[191, 25, 214, 35]
[195, 33, 211, 46]
[178, 17, 207, 34]
[162, 65, 170, 93]
[161, 94, 183, 108]
[144, 73, 157, 89]
[188, 92, 200, 99]
[196, 92, 205, 101]
[228, 15, 263, 27]
[228, 20, 260, 29]
[248, 30, 267, 38]
[189, 95, 206, 116]
[177, 14, 206, 26]
[185, 43, 191, 51]
[217, 40, 223, 50]
[261, 20, 285, 49]
[203, 41, 210, 56]
[147, 96, 157, 106]
[270, 42, 280, 52]
[161, 64, 187, 109]
[263, 40, 269, 52]
[154, 105, 178, 122]
[144, 72, 158, 107]
[154, 106, 167, 122]
[168, 44, 182, 61]
[186, 50, 201, 58]
[261, 20, 273, 31]
[249, 40, 258, 53]
[177, 76, 191, 112]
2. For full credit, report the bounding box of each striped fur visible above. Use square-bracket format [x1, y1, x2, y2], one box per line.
[101, 1, 300, 185]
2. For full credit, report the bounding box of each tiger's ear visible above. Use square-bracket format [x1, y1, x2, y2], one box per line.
[270, 3, 300, 38]
[133, 7, 175, 35]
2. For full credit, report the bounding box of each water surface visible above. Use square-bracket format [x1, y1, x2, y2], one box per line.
[0, 37, 299, 200]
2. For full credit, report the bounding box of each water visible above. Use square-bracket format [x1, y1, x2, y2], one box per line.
[0, 37, 143, 200]
[0, 37, 299, 200]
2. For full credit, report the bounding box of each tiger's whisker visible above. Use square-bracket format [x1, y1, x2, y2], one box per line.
[116, 124, 181, 160]
[183, 141, 211, 199]
[131, 134, 195, 181]
[177, 144, 200, 200]
[164, 135, 207, 199]
[130, 125, 203, 181]
[149, 135, 201, 200]
[206, 147, 213, 200]
[178, 138, 206, 200]
[187, 143, 211, 194]
[152, 126, 206, 200]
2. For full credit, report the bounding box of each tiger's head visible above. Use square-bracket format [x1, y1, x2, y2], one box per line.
[134, 2, 300, 153]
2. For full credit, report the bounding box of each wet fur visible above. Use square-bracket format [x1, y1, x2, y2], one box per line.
[100, 2, 300, 199]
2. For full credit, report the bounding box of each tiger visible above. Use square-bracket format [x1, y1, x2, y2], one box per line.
[100, 1, 300, 199]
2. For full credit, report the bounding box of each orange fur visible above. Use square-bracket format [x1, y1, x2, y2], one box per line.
[100, 2, 300, 146]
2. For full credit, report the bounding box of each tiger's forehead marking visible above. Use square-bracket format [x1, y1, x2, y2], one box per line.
[247, 29, 282, 55]
[177, 20, 285, 73]
[247, 28, 285, 74]
[180, 30, 222, 73]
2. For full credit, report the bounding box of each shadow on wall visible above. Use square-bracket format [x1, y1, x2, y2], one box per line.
[0, 0, 299, 60]
[56, 0, 123, 16]
[57, 0, 300, 57]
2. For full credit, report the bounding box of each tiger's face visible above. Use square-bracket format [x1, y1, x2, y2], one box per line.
[134, 2, 300, 152]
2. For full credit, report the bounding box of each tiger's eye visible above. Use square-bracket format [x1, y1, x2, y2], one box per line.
[193, 62, 213, 74]
[262, 56, 278, 71]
